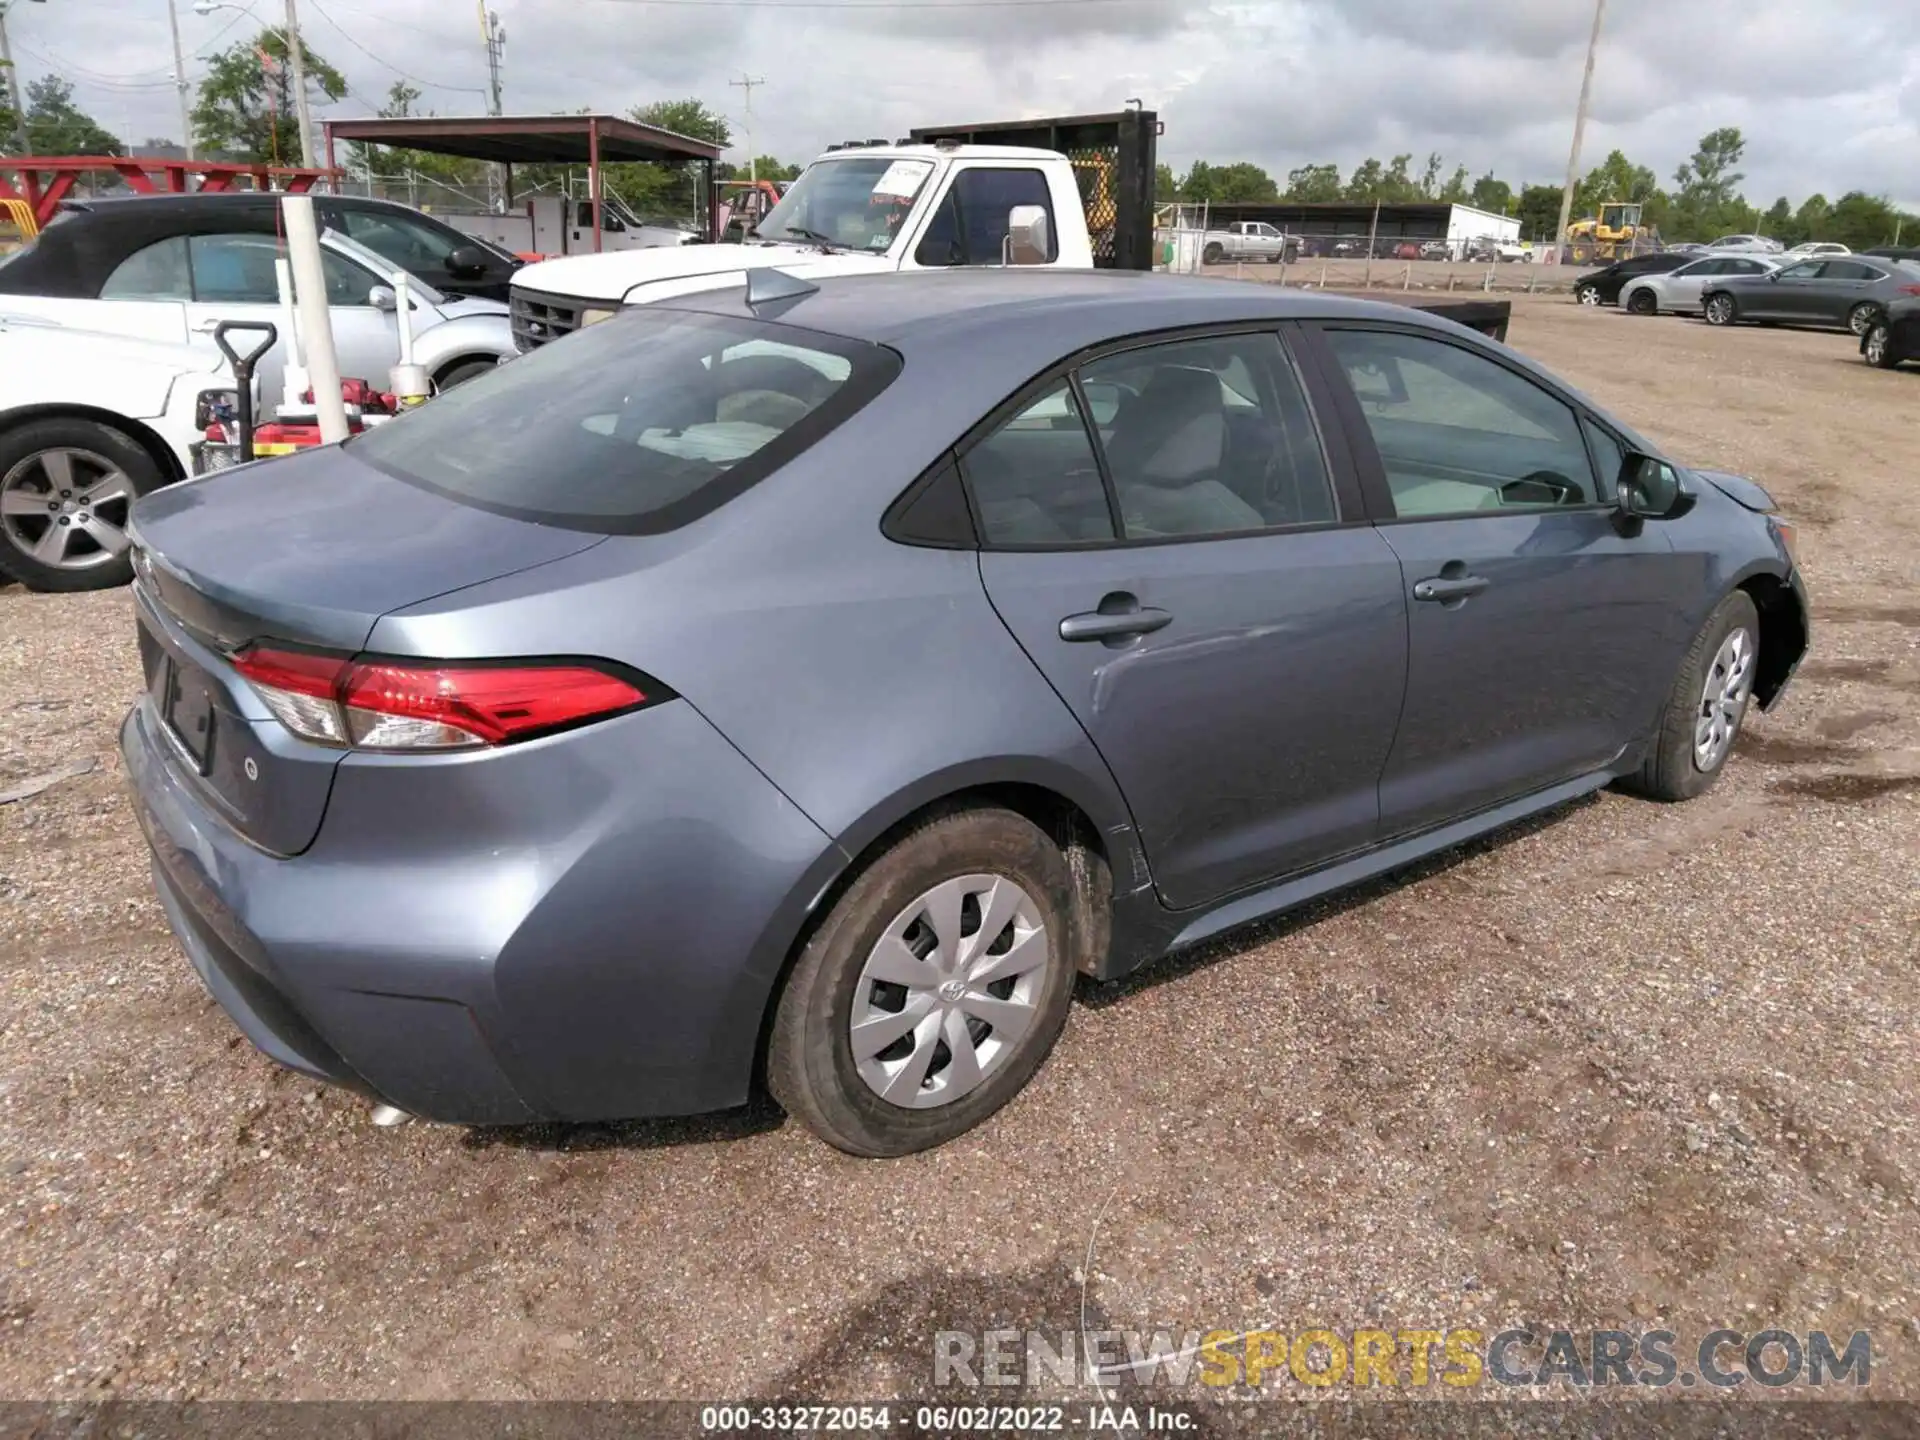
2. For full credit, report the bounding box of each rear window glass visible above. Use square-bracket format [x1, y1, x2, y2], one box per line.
[349, 307, 900, 534]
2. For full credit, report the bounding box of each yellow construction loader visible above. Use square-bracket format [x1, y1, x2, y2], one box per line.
[1566, 201, 1649, 263]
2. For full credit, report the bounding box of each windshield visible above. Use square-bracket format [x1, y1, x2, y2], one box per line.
[319, 229, 449, 305]
[349, 307, 901, 534]
[754, 156, 935, 253]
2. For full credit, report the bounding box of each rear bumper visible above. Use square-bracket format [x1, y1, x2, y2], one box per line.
[121, 692, 843, 1125]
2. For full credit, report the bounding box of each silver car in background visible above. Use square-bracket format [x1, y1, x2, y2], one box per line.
[1621, 254, 1782, 315]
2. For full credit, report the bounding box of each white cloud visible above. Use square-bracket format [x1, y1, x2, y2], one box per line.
[5, 0, 1914, 210]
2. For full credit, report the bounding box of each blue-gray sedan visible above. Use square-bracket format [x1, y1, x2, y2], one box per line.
[121, 270, 1809, 1156]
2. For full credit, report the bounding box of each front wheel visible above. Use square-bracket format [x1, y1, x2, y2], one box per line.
[1863, 321, 1897, 368]
[1703, 292, 1739, 326]
[1202, 242, 1224, 265]
[0, 418, 165, 592]
[1625, 287, 1658, 316]
[767, 807, 1078, 1157]
[1847, 302, 1880, 337]
[433, 357, 501, 392]
[1576, 284, 1602, 306]
[1619, 591, 1761, 802]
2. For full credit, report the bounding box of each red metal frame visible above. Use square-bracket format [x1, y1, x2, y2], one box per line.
[0, 156, 341, 228]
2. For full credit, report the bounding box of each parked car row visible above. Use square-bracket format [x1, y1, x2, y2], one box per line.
[1573, 236, 1920, 375]
[0, 193, 523, 590]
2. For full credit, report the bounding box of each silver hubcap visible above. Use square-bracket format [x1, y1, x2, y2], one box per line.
[1694, 626, 1756, 772]
[1708, 298, 1730, 323]
[849, 874, 1049, 1110]
[0, 447, 135, 571]
[1579, 288, 1599, 305]
[1866, 327, 1887, 363]
[1850, 306, 1875, 336]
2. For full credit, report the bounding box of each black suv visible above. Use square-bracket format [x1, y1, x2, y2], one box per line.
[45, 192, 522, 302]
[1572, 251, 1692, 307]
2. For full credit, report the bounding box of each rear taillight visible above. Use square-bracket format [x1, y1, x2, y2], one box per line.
[1899, 284, 1920, 296]
[231, 645, 657, 751]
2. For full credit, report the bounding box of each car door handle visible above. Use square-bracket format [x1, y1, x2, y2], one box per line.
[189, 318, 224, 334]
[1412, 574, 1491, 603]
[1059, 602, 1172, 642]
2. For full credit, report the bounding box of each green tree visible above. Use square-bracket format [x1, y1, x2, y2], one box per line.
[1669, 127, 1747, 238]
[1380, 153, 1417, 201]
[1760, 195, 1795, 245]
[1824, 191, 1911, 250]
[1154, 162, 1179, 202]
[191, 28, 346, 163]
[1792, 193, 1831, 243]
[1177, 159, 1276, 204]
[608, 98, 733, 219]
[19, 75, 123, 156]
[1515, 183, 1564, 241]
[1438, 164, 1471, 205]
[1469, 171, 1512, 216]
[1285, 162, 1342, 201]
[1418, 152, 1444, 200]
[1344, 157, 1383, 200]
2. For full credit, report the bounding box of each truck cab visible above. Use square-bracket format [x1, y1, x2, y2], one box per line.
[509, 141, 1096, 349]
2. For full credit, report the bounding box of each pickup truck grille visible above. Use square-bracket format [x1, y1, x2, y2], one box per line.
[509, 288, 582, 352]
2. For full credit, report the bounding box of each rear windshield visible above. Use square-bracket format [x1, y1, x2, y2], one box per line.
[349, 307, 900, 534]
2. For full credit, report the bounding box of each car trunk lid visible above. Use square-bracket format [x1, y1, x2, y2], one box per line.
[128, 445, 604, 855]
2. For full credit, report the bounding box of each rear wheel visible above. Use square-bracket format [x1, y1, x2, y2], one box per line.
[1576, 284, 1602, 306]
[768, 807, 1078, 1157]
[0, 418, 164, 593]
[1620, 591, 1760, 802]
[1202, 242, 1224, 265]
[1625, 287, 1658, 316]
[1847, 302, 1880, 337]
[1703, 292, 1739, 326]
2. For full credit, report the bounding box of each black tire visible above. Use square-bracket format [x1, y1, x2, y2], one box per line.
[433, 357, 500, 392]
[0, 417, 167, 593]
[1863, 320, 1899, 369]
[1847, 302, 1880, 338]
[1703, 292, 1739, 326]
[1619, 591, 1761, 802]
[1202, 242, 1224, 265]
[767, 806, 1078, 1157]
[1625, 287, 1658, 316]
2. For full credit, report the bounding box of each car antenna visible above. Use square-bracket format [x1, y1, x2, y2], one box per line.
[744, 267, 820, 310]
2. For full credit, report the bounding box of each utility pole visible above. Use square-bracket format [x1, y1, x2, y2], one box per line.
[283, 0, 315, 167]
[1551, 0, 1606, 265]
[165, 0, 195, 159]
[0, 0, 47, 159]
[478, 3, 505, 206]
[729, 72, 763, 182]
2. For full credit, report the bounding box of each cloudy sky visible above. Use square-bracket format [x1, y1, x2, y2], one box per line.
[9, 0, 1918, 211]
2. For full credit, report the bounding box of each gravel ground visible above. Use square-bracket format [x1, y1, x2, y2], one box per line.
[0, 297, 1915, 1408]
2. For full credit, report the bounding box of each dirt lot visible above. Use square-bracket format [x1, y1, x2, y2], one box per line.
[1, 297, 1915, 1409]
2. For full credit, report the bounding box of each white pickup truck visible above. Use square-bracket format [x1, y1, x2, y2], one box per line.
[509, 140, 1098, 349]
[1201, 221, 1297, 265]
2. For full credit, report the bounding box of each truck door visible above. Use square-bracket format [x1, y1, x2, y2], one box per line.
[906, 164, 1084, 269]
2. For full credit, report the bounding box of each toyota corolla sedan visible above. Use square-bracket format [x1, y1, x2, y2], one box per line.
[122, 270, 1808, 1157]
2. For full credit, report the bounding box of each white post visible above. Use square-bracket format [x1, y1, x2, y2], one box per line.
[273, 255, 309, 416]
[166, 0, 197, 160]
[1552, 0, 1608, 266]
[280, 196, 349, 442]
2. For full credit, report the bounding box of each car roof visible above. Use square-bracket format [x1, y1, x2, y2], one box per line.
[654, 268, 1460, 349]
[61, 191, 410, 218]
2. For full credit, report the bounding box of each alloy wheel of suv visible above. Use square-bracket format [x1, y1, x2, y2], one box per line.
[1864, 322, 1894, 368]
[0, 419, 162, 592]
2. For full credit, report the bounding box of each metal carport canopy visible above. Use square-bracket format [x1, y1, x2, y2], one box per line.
[319, 114, 724, 247]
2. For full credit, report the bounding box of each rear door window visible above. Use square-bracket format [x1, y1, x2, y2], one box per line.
[349, 308, 900, 534]
[101, 236, 192, 299]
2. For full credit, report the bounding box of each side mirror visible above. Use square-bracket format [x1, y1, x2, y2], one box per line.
[1003, 205, 1051, 266]
[367, 284, 398, 312]
[445, 245, 489, 276]
[1615, 452, 1694, 530]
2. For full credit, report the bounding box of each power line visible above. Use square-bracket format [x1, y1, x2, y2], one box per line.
[305, 0, 487, 94]
[595, 0, 1178, 8]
